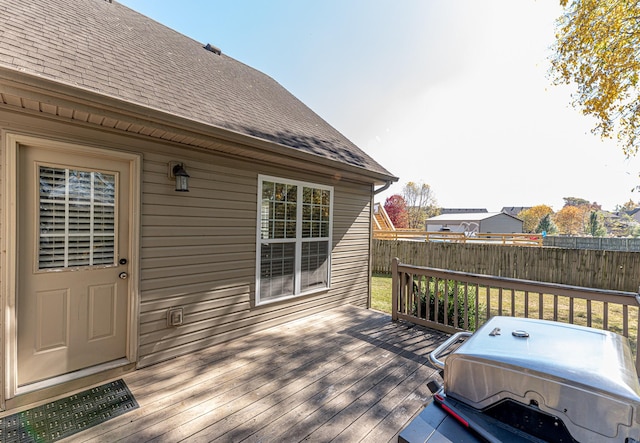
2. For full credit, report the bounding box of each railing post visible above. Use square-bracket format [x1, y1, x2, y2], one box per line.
[392, 257, 399, 321]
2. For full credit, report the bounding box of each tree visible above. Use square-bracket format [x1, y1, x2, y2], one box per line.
[586, 211, 607, 237]
[563, 196, 589, 208]
[552, 0, 640, 157]
[537, 213, 558, 235]
[383, 194, 408, 228]
[517, 205, 554, 233]
[402, 182, 439, 229]
[554, 205, 587, 235]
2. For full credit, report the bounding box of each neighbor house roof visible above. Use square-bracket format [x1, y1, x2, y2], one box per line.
[501, 206, 529, 216]
[0, 0, 395, 180]
[440, 208, 488, 214]
[426, 212, 522, 223]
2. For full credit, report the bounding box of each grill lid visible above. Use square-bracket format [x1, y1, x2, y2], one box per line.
[453, 316, 640, 401]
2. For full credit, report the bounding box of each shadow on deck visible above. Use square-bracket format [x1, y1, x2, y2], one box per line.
[72, 305, 448, 442]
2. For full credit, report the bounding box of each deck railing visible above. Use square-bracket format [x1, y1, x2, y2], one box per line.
[391, 257, 640, 373]
[374, 230, 543, 246]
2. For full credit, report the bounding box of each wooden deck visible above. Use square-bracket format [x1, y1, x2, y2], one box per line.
[67, 305, 448, 442]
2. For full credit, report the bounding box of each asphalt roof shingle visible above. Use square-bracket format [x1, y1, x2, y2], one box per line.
[0, 0, 394, 177]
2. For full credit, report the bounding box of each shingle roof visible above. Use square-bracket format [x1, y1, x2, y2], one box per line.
[0, 0, 394, 178]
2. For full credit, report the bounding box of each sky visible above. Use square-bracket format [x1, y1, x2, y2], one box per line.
[117, 0, 640, 212]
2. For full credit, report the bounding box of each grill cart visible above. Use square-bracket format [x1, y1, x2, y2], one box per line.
[399, 316, 640, 443]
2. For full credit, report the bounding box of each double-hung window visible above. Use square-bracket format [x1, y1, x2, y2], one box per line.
[256, 175, 332, 304]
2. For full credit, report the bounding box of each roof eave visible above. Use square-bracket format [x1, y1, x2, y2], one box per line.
[0, 66, 397, 186]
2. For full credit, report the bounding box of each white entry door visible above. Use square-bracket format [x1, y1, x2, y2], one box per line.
[17, 144, 131, 387]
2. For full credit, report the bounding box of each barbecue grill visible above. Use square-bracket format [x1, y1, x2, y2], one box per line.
[399, 316, 640, 443]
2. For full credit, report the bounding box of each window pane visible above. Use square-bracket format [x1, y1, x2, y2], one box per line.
[262, 181, 275, 201]
[302, 186, 330, 238]
[301, 241, 329, 292]
[68, 170, 92, 202]
[68, 203, 91, 234]
[320, 221, 330, 238]
[302, 221, 311, 238]
[261, 181, 297, 240]
[39, 237, 66, 269]
[260, 243, 295, 301]
[286, 184, 297, 202]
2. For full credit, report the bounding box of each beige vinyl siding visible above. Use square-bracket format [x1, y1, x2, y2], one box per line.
[0, 112, 375, 370]
[138, 152, 373, 366]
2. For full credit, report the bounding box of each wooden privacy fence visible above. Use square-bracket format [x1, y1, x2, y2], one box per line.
[391, 258, 640, 374]
[373, 230, 543, 246]
[373, 239, 640, 292]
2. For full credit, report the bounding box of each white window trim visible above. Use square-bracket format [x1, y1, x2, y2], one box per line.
[255, 175, 333, 305]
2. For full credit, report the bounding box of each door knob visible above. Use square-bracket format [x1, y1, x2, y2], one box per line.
[119, 272, 128, 279]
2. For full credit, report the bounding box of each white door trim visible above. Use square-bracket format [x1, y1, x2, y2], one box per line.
[1, 132, 141, 404]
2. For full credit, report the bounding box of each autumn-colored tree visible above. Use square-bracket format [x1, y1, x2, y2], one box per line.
[516, 205, 554, 233]
[562, 196, 601, 211]
[552, 1, 640, 157]
[554, 205, 588, 235]
[383, 194, 408, 228]
[402, 182, 439, 229]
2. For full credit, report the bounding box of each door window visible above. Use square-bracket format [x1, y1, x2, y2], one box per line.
[38, 166, 116, 269]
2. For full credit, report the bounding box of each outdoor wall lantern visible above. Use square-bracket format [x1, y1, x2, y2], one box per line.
[169, 162, 190, 192]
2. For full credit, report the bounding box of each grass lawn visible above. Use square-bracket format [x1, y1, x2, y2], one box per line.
[371, 273, 392, 313]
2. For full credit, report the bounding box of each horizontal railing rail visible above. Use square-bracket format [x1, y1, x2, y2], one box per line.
[373, 230, 543, 246]
[391, 257, 640, 374]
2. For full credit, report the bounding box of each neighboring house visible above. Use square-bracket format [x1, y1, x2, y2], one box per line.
[426, 212, 523, 234]
[627, 208, 640, 223]
[0, 0, 396, 410]
[440, 208, 488, 214]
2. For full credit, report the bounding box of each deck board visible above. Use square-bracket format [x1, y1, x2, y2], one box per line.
[67, 305, 448, 442]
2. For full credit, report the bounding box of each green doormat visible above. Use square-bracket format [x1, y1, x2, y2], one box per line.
[0, 379, 138, 443]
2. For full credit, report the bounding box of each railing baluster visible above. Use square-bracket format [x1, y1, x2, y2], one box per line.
[464, 283, 469, 330]
[390, 259, 640, 374]
[391, 257, 398, 321]
[444, 279, 449, 327]
[475, 283, 480, 328]
[539, 293, 544, 319]
[486, 285, 491, 320]
[453, 281, 459, 329]
[569, 297, 574, 324]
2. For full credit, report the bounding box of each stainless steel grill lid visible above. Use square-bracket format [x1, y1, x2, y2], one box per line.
[442, 316, 640, 442]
